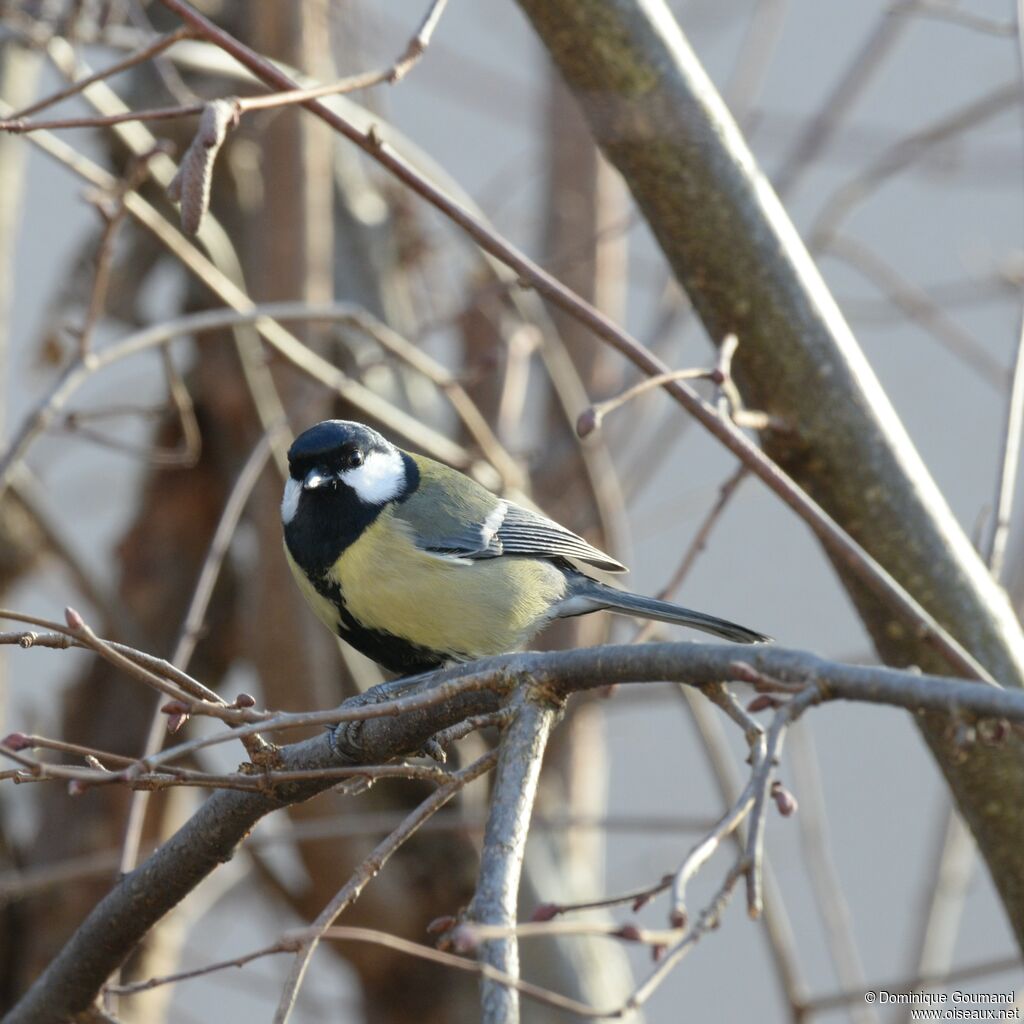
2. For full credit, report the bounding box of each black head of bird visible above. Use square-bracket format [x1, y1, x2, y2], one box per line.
[281, 419, 770, 676]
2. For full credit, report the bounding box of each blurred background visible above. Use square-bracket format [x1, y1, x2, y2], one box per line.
[1, 0, 1023, 1020]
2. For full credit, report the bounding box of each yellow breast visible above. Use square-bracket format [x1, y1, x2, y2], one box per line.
[327, 507, 567, 658]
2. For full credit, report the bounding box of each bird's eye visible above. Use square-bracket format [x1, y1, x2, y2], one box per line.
[345, 450, 364, 470]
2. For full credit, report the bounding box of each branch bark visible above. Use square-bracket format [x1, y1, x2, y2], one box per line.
[513, 0, 1024, 947]
[471, 690, 561, 1024]
[7, 640, 1024, 1023]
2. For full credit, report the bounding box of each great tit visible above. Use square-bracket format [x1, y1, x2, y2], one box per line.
[281, 420, 770, 675]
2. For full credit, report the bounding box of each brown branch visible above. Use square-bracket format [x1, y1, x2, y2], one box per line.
[788, 722, 876, 1023]
[9, 28, 192, 121]
[0, 301, 475, 498]
[0, 0, 448, 139]
[0, 625, 219, 704]
[7, 641, 1024, 1021]
[897, 0, 1015, 37]
[631, 463, 748, 649]
[117, 924, 606, 1018]
[470, 690, 561, 1024]
[151, 0, 992, 687]
[798, 956, 1023, 1017]
[271, 747, 497, 1024]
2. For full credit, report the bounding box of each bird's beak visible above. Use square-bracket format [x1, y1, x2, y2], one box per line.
[302, 467, 335, 491]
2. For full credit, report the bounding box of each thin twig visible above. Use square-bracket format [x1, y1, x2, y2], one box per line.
[0, 622, 219, 702]
[116, 924, 608, 1018]
[670, 775, 758, 928]
[108, 941, 298, 996]
[987, 1, 1024, 580]
[896, 0, 1015, 37]
[453, 917, 682, 948]
[117, 431, 277, 877]
[625, 861, 747, 1012]
[799, 955, 1022, 1016]
[0, 0, 449, 135]
[677, 687, 810, 1013]
[576, 367, 712, 437]
[150, 0, 995, 685]
[744, 690, 820, 918]
[827, 236, 1005, 389]
[632, 465, 749, 644]
[9, 28, 192, 120]
[774, 3, 914, 197]
[905, 804, 976, 1005]
[9, 640, 1024, 1023]
[471, 690, 561, 1024]
[272, 748, 497, 1024]
[788, 721, 877, 1024]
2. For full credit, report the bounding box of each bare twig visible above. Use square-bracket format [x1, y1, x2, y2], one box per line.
[745, 690, 819, 918]
[0, 622, 218, 702]
[10, 28, 192, 121]
[108, 940, 298, 996]
[670, 773, 757, 929]
[811, 82, 1019, 249]
[0, 748, 451, 794]
[471, 689, 562, 1024]
[0, 300, 475, 498]
[896, 0, 1015, 37]
[626, 861, 747, 1012]
[576, 366, 712, 437]
[677, 687, 810, 1013]
[774, 3, 914, 196]
[799, 955, 1022, 1017]
[788, 722, 877, 1024]
[150, 0, 994, 685]
[7, 640, 1024, 1022]
[0, 0, 449, 137]
[63, 608, 203, 708]
[987, 1, 1024, 581]
[272, 747, 497, 1024]
[117, 432, 279, 885]
[632, 464, 749, 646]
[987, 313, 1024, 576]
[906, 805, 976, 1001]
[454, 918, 681, 947]
[117, 924, 607, 1017]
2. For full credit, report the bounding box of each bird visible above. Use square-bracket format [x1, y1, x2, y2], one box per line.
[281, 419, 770, 676]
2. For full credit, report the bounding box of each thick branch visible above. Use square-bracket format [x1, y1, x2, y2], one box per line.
[3, 677, 500, 1024]
[513, 0, 1024, 947]
[7, 641, 1024, 1022]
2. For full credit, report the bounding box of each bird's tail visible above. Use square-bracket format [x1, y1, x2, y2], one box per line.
[561, 578, 771, 644]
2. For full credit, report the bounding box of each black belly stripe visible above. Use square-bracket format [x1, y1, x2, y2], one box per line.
[310, 573, 450, 675]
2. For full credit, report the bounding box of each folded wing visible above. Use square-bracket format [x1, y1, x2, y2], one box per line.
[393, 468, 625, 574]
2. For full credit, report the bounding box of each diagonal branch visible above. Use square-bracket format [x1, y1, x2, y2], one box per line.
[511, 0, 1024, 949]
[150, 0, 991, 688]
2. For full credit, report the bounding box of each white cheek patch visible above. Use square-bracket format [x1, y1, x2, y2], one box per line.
[342, 447, 405, 505]
[281, 477, 302, 523]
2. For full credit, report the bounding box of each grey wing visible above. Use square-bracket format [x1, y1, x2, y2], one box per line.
[494, 502, 626, 572]
[392, 472, 625, 572]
